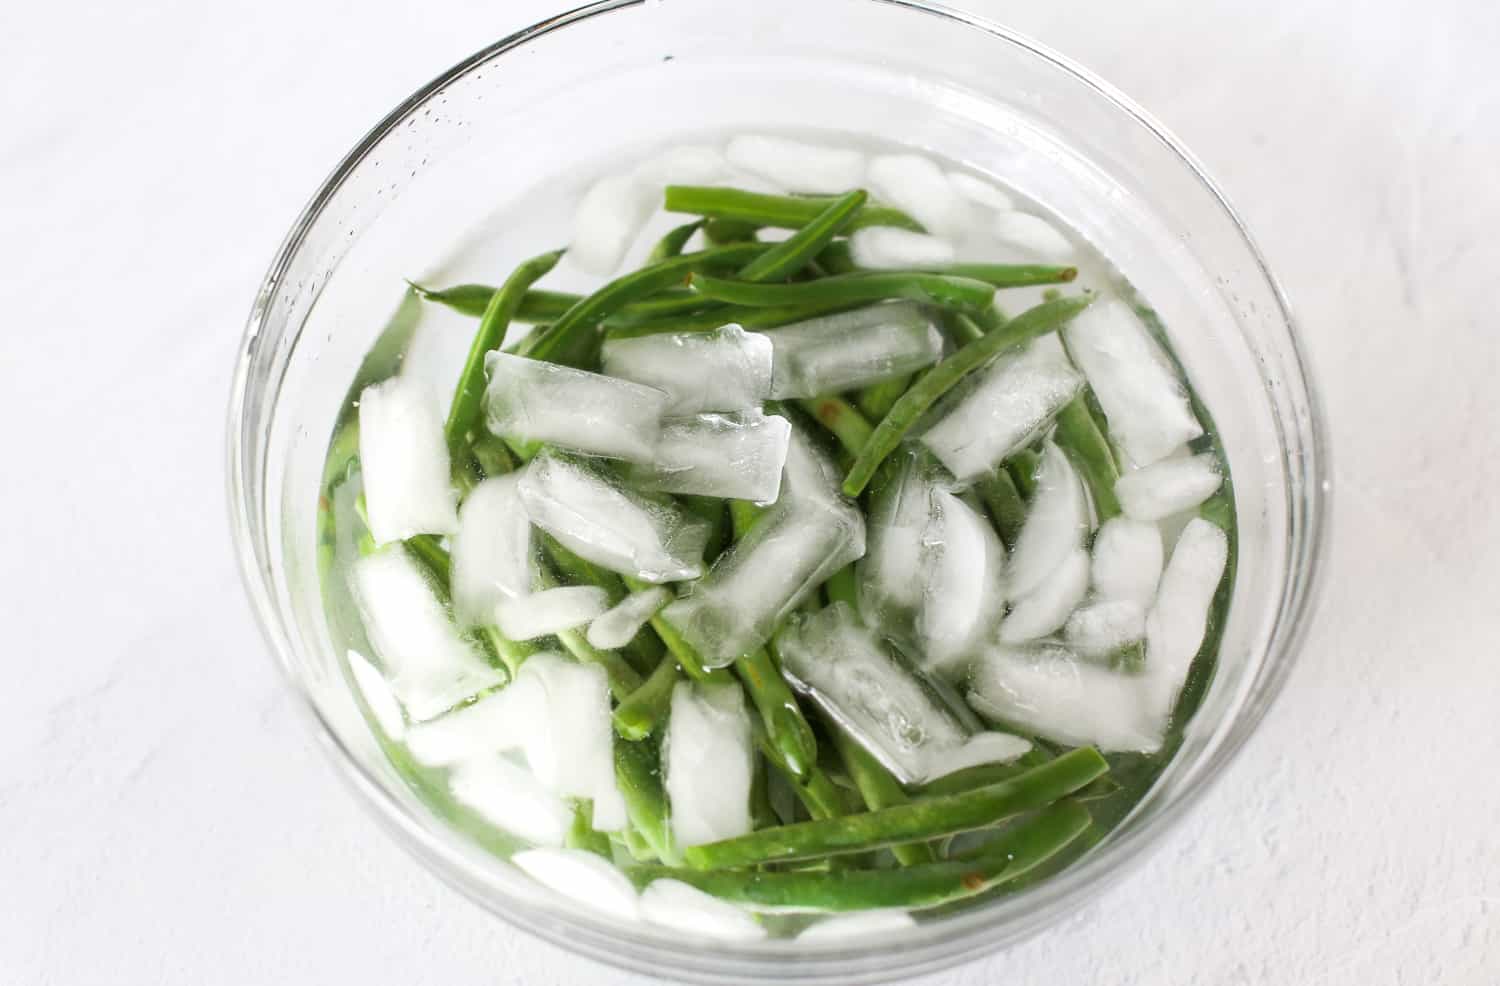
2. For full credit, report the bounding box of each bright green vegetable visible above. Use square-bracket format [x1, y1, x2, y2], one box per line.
[629, 800, 1091, 911]
[612, 654, 681, 740]
[1007, 448, 1042, 498]
[602, 298, 862, 340]
[855, 374, 911, 421]
[525, 242, 770, 367]
[842, 295, 1094, 497]
[822, 565, 859, 610]
[665, 185, 923, 233]
[737, 189, 867, 283]
[615, 735, 680, 865]
[682, 746, 1107, 869]
[735, 646, 817, 781]
[442, 249, 565, 459]
[1054, 394, 1122, 522]
[703, 218, 762, 244]
[815, 242, 1077, 287]
[648, 219, 705, 264]
[829, 728, 936, 866]
[974, 469, 1028, 546]
[567, 801, 614, 857]
[688, 270, 995, 315]
[622, 576, 733, 687]
[535, 565, 643, 700]
[796, 396, 873, 461]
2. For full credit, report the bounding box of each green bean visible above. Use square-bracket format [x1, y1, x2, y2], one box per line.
[754, 731, 848, 822]
[622, 576, 733, 687]
[814, 242, 1077, 287]
[680, 495, 731, 564]
[541, 536, 662, 675]
[796, 396, 873, 461]
[615, 735, 680, 865]
[682, 746, 1106, 869]
[442, 250, 565, 458]
[630, 800, 1090, 911]
[664, 185, 923, 233]
[842, 295, 1094, 497]
[689, 271, 995, 316]
[971, 304, 1007, 333]
[974, 469, 1027, 547]
[829, 729, 936, 866]
[750, 755, 780, 830]
[404, 533, 451, 585]
[938, 309, 985, 347]
[526, 242, 770, 367]
[534, 565, 643, 699]
[703, 218, 762, 244]
[407, 281, 495, 317]
[1007, 448, 1041, 499]
[855, 374, 911, 421]
[567, 801, 614, 858]
[612, 653, 681, 740]
[823, 564, 859, 610]
[470, 434, 517, 478]
[737, 189, 867, 283]
[648, 219, 705, 264]
[728, 500, 766, 541]
[603, 298, 860, 339]
[734, 646, 817, 781]
[1054, 394, 1121, 522]
[390, 534, 535, 677]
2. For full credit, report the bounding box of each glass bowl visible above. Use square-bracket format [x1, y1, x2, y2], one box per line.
[226, 1, 1328, 982]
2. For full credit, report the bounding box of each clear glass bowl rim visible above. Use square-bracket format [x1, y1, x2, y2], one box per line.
[226, 0, 1330, 980]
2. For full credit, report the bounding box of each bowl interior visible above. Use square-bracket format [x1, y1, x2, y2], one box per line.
[229, 1, 1323, 982]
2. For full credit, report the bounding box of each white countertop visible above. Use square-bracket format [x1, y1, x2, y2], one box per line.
[3, 1, 1497, 982]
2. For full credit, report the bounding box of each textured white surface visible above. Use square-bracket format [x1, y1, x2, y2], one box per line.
[2, 1, 1498, 983]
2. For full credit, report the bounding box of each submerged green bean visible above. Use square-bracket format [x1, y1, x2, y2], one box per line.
[526, 242, 770, 367]
[603, 298, 860, 340]
[737, 189, 867, 283]
[630, 800, 1091, 911]
[975, 469, 1028, 546]
[829, 729, 936, 867]
[735, 647, 818, 781]
[615, 735, 680, 865]
[815, 242, 1077, 287]
[842, 295, 1094, 497]
[855, 374, 912, 421]
[689, 271, 995, 315]
[648, 219, 705, 264]
[442, 249, 565, 459]
[796, 396, 874, 461]
[612, 653, 681, 740]
[822, 564, 859, 610]
[1007, 448, 1042, 499]
[1054, 394, 1122, 522]
[682, 746, 1107, 869]
[622, 576, 733, 687]
[665, 185, 923, 233]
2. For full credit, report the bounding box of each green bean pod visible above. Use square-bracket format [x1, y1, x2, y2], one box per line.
[1053, 394, 1122, 522]
[829, 729, 937, 866]
[665, 185, 923, 233]
[688, 271, 996, 315]
[682, 747, 1107, 869]
[737, 189, 868, 283]
[842, 295, 1094, 497]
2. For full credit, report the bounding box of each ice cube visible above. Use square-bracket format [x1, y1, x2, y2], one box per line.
[586, 586, 671, 651]
[917, 489, 1008, 675]
[448, 757, 572, 847]
[724, 135, 865, 194]
[778, 603, 1016, 785]
[1064, 599, 1147, 661]
[350, 546, 504, 721]
[511, 848, 640, 921]
[600, 323, 773, 415]
[569, 173, 655, 276]
[1115, 453, 1222, 521]
[1142, 519, 1229, 727]
[347, 649, 406, 740]
[639, 880, 767, 941]
[849, 227, 957, 270]
[404, 673, 540, 765]
[866, 153, 969, 238]
[517, 653, 628, 831]
[626, 409, 791, 502]
[494, 586, 610, 641]
[1062, 298, 1203, 467]
[449, 474, 535, 627]
[858, 453, 936, 623]
[999, 546, 1091, 643]
[992, 210, 1075, 261]
[665, 680, 754, 847]
[632, 144, 732, 188]
[920, 345, 1084, 485]
[967, 643, 1162, 753]
[923, 731, 1034, 779]
[518, 450, 711, 583]
[485, 352, 668, 462]
[761, 303, 943, 399]
[1090, 516, 1164, 606]
[1007, 442, 1090, 598]
[357, 375, 458, 544]
[662, 499, 864, 667]
[798, 910, 916, 940]
[946, 171, 1014, 212]
[776, 422, 846, 508]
